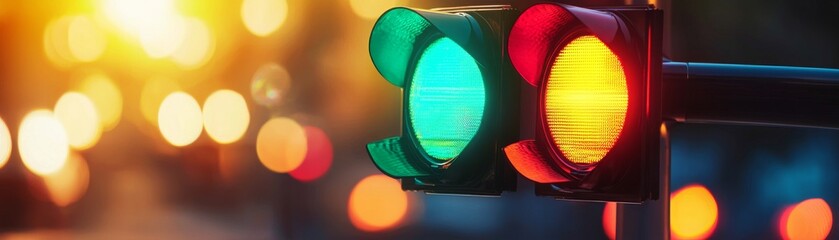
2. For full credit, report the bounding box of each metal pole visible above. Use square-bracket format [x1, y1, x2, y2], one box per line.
[659, 123, 671, 239]
[662, 62, 839, 129]
[616, 123, 671, 240]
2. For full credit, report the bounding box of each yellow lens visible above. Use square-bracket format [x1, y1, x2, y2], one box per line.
[545, 35, 628, 165]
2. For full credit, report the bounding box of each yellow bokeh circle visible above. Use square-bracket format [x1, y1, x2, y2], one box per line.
[76, 73, 123, 131]
[54, 92, 102, 150]
[0, 116, 11, 169]
[171, 18, 215, 69]
[158, 92, 204, 147]
[203, 90, 250, 144]
[670, 184, 718, 239]
[241, 0, 288, 37]
[43, 152, 90, 207]
[67, 15, 106, 62]
[18, 110, 69, 176]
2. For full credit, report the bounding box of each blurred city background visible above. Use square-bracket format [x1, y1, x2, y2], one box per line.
[0, 0, 835, 239]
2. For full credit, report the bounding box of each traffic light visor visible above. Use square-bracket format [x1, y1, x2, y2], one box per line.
[508, 3, 622, 87]
[369, 7, 478, 87]
[367, 137, 430, 178]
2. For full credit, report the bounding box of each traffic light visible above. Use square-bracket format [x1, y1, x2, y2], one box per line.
[366, 6, 520, 195]
[504, 3, 663, 202]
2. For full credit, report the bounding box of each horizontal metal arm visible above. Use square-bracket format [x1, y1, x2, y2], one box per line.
[662, 62, 839, 129]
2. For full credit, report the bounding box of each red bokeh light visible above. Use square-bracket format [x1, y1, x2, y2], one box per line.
[289, 126, 333, 182]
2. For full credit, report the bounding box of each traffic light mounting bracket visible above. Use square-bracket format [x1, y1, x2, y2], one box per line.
[662, 62, 839, 129]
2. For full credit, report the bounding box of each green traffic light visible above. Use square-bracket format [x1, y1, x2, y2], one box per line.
[366, 6, 519, 195]
[408, 37, 485, 162]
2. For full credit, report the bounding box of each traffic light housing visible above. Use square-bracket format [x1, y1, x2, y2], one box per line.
[366, 6, 520, 195]
[505, 3, 663, 202]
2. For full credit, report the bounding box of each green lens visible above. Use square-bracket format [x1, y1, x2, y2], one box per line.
[408, 37, 485, 163]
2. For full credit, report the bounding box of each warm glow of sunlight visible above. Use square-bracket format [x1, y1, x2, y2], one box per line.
[102, 0, 185, 58]
[171, 18, 215, 69]
[102, 0, 177, 35]
[139, 17, 186, 59]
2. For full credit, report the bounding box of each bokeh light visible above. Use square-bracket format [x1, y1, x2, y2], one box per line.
[102, 0, 185, 58]
[349, 0, 403, 20]
[670, 184, 719, 239]
[289, 126, 333, 182]
[250, 63, 291, 107]
[241, 0, 288, 37]
[140, 77, 181, 126]
[0, 116, 11, 169]
[781, 198, 833, 240]
[43, 16, 75, 67]
[102, 0, 178, 35]
[139, 16, 186, 59]
[43, 152, 90, 207]
[54, 92, 102, 150]
[255, 117, 306, 173]
[67, 15, 106, 62]
[349, 174, 408, 232]
[18, 110, 69, 176]
[779, 205, 795, 240]
[171, 18, 215, 69]
[76, 73, 123, 131]
[158, 92, 204, 147]
[603, 202, 617, 240]
[202, 90, 250, 144]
